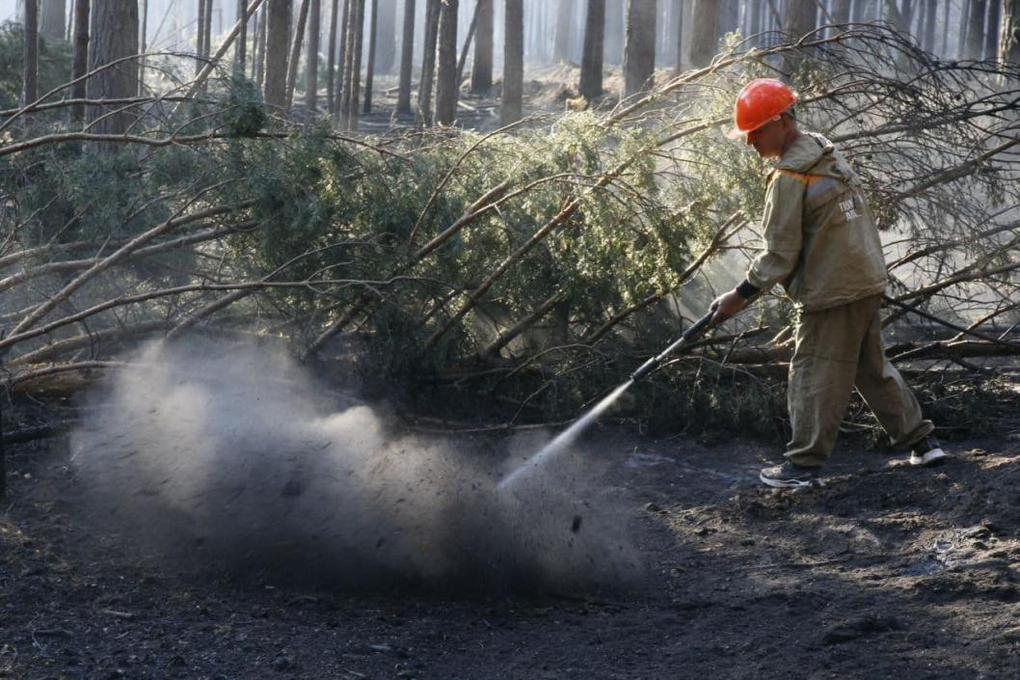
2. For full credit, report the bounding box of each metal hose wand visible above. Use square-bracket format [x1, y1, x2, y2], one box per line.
[630, 308, 717, 381]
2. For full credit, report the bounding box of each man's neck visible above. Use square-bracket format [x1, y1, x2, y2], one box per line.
[779, 127, 803, 159]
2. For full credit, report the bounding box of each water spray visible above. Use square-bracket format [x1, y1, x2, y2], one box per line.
[496, 308, 718, 493]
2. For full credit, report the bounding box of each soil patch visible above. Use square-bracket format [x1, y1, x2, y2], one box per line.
[3, 409, 1020, 679]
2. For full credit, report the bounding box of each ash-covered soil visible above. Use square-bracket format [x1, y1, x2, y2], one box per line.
[5, 421, 1020, 680]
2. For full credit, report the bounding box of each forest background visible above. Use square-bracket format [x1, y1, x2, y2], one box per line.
[1, 0, 1019, 456]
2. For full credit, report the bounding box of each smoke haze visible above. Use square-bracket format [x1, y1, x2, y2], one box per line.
[70, 341, 645, 593]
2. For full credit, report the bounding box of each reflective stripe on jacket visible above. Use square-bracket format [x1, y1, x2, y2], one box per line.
[745, 133, 888, 312]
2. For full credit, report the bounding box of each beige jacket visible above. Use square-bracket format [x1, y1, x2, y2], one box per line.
[746, 133, 888, 312]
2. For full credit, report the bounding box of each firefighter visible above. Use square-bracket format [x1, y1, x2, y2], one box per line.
[710, 78, 947, 489]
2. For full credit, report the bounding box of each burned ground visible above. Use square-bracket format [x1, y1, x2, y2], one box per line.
[3, 398, 1020, 679]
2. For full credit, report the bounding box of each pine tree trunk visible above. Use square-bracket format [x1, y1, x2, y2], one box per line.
[605, 0, 624, 64]
[832, 0, 851, 25]
[255, 3, 268, 84]
[88, 0, 139, 136]
[326, 0, 340, 112]
[783, 0, 815, 72]
[23, 0, 38, 106]
[986, 0, 1001, 59]
[434, 0, 458, 124]
[375, 0, 396, 73]
[717, 0, 737, 34]
[967, 0, 987, 58]
[623, 0, 656, 97]
[674, 0, 684, 70]
[580, 0, 605, 99]
[305, 0, 321, 110]
[71, 0, 89, 123]
[417, 0, 440, 125]
[921, 0, 936, 51]
[470, 0, 493, 94]
[746, 0, 760, 46]
[363, 0, 378, 114]
[942, 0, 951, 55]
[396, 0, 415, 113]
[688, 0, 718, 67]
[286, 0, 310, 107]
[263, 0, 291, 107]
[139, 0, 147, 93]
[197, 0, 207, 75]
[205, 0, 213, 57]
[501, 0, 523, 125]
[553, 0, 573, 62]
[336, 0, 351, 115]
[455, 1, 478, 83]
[959, 0, 972, 57]
[1002, 0, 1020, 69]
[342, 0, 365, 129]
[901, 0, 914, 32]
[40, 0, 65, 40]
[235, 0, 248, 73]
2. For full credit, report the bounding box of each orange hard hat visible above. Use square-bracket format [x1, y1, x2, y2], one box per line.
[726, 79, 798, 139]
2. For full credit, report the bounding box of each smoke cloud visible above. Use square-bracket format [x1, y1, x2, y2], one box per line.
[70, 340, 645, 593]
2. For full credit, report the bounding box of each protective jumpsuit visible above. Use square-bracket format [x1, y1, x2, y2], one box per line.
[744, 132, 934, 467]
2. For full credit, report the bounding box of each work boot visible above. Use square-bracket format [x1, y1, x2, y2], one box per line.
[909, 435, 948, 467]
[759, 461, 823, 489]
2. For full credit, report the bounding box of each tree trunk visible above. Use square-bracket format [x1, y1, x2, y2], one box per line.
[40, 0, 66, 40]
[674, 0, 684, 70]
[24, 0, 38, 107]
[344, 0, 366, 129]
[396, 0, 415, 113]
[688, 0, 718, 67]
[501, 0, 523, 125]
[255, 3, 268, 85]
[958, 0, 972, 57]
[1002, 0, 1020, 69]
[71, 0, 89, 123]
[363, 0, 378, 114]
[717, 0, 737, 34]
[455, 1, 478, 84]
[605, 0, 624, 64]
[986, 0, 1001, 59]
[832, 0, 851, 25]
[922, 0, 936, 51]
[783, 0, 816, 72]
[263, 0, 291, 108]
[746, 0, 759, 47]
[236, 0, 248, 73]
[417, 0, 440, 125]
[197, 0, 207, 75]
[434, 0, 458, 124]
[526, 0, 540, 62]
[580, 0, 606, 99]
[623, 0, 656, 97]
[88, 0, 139, 136]
[375, 0, 396, 73]
[205, 0, 214, 56]
[286, 0, 310, 107]
[785, 0, 817, 36]
[471, 0, 493, 94]
[942, 0, 951, 55]
[553, 0, 573, 62]
[305, 0, 321, 110]
[205, 0, 213, 58]
[967, 0, 987, 58]
[335, 0, 351, 116]
[326, 0, 340, 112]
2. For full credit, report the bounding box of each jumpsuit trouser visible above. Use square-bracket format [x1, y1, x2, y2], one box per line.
[784, 294, 934, 468]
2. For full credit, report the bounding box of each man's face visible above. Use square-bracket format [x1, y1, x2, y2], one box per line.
[745, 117, 787, 158]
